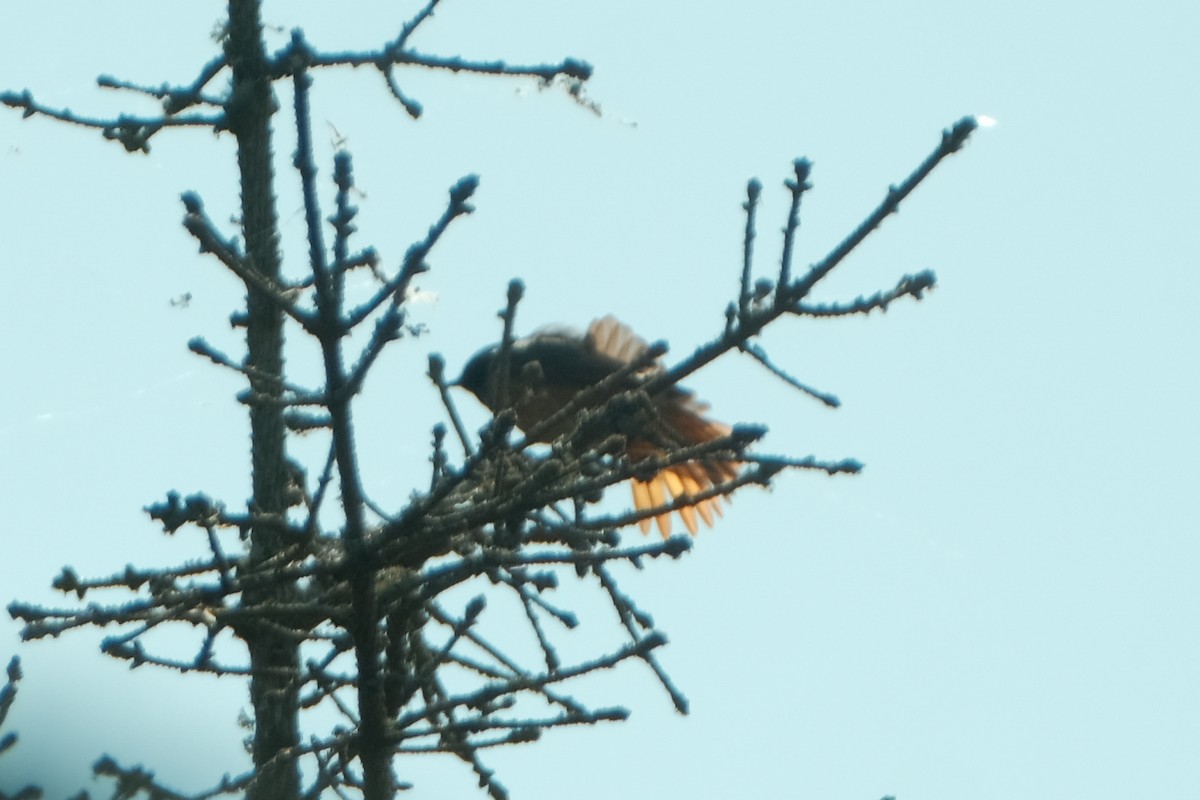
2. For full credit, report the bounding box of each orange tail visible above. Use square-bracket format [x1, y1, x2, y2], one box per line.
[631, 460, 737, 537]
[629, 416, 739, 537]
[585, 316, 739, 537]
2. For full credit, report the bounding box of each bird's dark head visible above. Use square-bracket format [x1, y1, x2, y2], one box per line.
[454, 346, 498, 406]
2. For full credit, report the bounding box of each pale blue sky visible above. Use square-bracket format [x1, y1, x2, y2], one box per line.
[2, 2, 1198, 798]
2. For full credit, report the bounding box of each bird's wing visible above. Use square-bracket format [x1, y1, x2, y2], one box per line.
[585, 316, 654, 366]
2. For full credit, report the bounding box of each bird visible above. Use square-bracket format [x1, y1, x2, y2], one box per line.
[454, 315, 738, 537]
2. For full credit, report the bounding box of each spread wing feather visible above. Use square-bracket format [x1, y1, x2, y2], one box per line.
[586, 316, 739, 537]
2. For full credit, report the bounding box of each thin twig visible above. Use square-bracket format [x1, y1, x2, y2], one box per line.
[795, 270, 936, 317]
[739, 179, 762, 320]
[776, 158, 813, 303]
[739, 340, 840, 408]
[785, 117, 977, 304]
[0, 89, 221, 151]
[181, 192, 319, 331]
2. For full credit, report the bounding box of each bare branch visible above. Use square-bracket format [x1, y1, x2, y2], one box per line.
[180, 192, 319, 331]
[98, 54, 228, 114]
[795, 270, 937, 317]
[0, 89, 221, 152]
[776, 158, 813, 303]
[645, 116, 979, 399]
[343, 174, 478, 331]
[738, 340, 840, 408]
[784, 116, 977, 304]
[739, 179, 763, 319]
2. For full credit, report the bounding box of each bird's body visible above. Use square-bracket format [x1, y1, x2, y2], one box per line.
[455, 316, 737, 536]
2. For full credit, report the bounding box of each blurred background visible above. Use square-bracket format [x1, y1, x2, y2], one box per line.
[1, 1, 1197, 798]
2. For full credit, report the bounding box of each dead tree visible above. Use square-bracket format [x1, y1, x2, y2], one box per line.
[2, 2, 975, 798]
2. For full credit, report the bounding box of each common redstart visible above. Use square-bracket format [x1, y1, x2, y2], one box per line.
[455, 316, 737, 536]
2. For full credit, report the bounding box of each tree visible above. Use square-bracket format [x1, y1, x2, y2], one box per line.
[2, 2, 975, 798]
